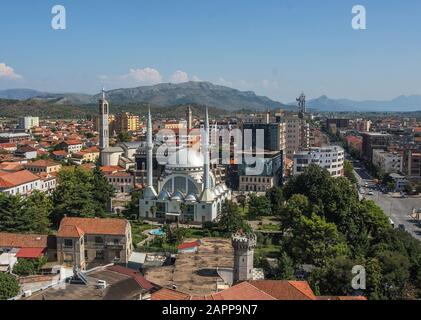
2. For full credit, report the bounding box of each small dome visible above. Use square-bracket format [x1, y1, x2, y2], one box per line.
[185, 193, 198, 202]
[222, 184, 228, 191]
[158, 190, 171, 201]
[172, 191, 185, 201]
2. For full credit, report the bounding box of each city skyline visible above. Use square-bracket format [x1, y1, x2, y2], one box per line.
[1, 0, 421, 102]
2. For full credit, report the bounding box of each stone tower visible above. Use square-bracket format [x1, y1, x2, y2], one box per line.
[99, 88, 109, 150]
[232, 231, 256, 283]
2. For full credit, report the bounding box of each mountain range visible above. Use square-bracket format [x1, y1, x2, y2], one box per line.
[301, 95, 421, 112]
[0, 82, 286, 111]
[1, 82, 420, 112]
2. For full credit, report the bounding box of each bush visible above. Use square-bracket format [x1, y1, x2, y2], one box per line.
[0, 273, 19, 300]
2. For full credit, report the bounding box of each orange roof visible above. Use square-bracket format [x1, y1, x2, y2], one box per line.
[25, 160, 61, 168]
[152, 280, 366, 301]
[0, 170, 40, 188]
[249, 281, 316, 300]
[0, 162, 24, 172]
[100, 166, 124, 173]
[63, 140, 82, 145]
[52, 150, 68, 156]
[15, 247, 46, 259]
[57, 225, 84, 238]
[0, 233, 48, 248]
[205, 282, 276, 300]
[57, 217, 128, 237]
[151, 288, 191, 300]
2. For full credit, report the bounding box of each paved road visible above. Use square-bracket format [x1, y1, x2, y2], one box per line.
[351, 160, 421, 241]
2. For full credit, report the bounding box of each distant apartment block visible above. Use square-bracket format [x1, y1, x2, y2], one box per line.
[372, 149, 402, 174]
[362, 132, 391, 162]
[18, 116, 39, 131]
[293, 146, 345, 177]
[402, 149, 421, 183]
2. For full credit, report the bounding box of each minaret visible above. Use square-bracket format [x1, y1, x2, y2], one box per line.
[200, 107, 214, 202]
[99, 88, 109, 150]
[186, 106, 193, 131]
[143, 107, 157, 199]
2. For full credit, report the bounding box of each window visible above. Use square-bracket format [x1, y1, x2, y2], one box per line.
[95, 250, 105, 260]
[95, 236, 104, 244]
[64, 239, 73, 248]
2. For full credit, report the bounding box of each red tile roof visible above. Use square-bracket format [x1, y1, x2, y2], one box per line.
[0, 170, 40, 188]
[107, 265, 154, 291]
[151, 288, 191, 300]
[25, 160, 61, 168]
[0, 233, 48, 248]
[15, 247, 46, 259]
[249, 280, 316, 300]
[152, 280, 367, 301]
[57, 217, 128, 237]
[178, 241, 200, 250]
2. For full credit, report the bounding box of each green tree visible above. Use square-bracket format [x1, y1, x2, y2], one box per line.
[117, 131, 131, 142]
[278, 194, 312, 233]
[283, 213, 349, 266]
[51, 167, 101, 225]
[248, 193, 272, 219]
[266, 187, 284, 215]
[309, 256, 356, 297]
[123, 190, 142, 220]
[13, 256, 47, 276]
[375, 250, 410, 300]
[24, 191, 53, 234]
[91, 164, 115, 214]
[217, 201, 252, 235]
[275, 252, 295, 280]
[0, 273, 19, 300]
[344, 160, 358, 184]
[0, 194, 25, 233]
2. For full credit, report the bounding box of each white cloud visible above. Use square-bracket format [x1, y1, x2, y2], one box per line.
[126, 67, 162, 84]
[191, 75, 201, 82]
[0, 63, 22, 80]
[170, 70, 189, 83]
[217, 77, 233, 86]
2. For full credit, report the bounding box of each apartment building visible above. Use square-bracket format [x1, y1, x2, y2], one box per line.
[0, 170, 41, 196]
[372, 149, 403, 174]
[56, 217, 132, 270]
[24, 159, 62, 174]
[293, 146, 345, 177]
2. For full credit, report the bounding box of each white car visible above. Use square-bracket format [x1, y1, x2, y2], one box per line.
[367, 191, 374, 196]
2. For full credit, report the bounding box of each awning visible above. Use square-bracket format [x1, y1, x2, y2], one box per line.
[15, 247, 46, 259]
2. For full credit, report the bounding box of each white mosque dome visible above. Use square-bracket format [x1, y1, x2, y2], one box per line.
[167, 148, 204, 169]
[172, 191, 185, 201]
[185, 193, 198, 202]
[158, 190, 171, 201]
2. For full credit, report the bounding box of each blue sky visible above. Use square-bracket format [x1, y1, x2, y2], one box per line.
[1, 0, 420, 102]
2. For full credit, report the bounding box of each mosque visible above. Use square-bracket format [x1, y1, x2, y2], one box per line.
[138, 108, 231, 224]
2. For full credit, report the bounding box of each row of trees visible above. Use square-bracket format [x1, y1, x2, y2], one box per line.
[0, 165, 115, 234]
[260, 164, 421, 300]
